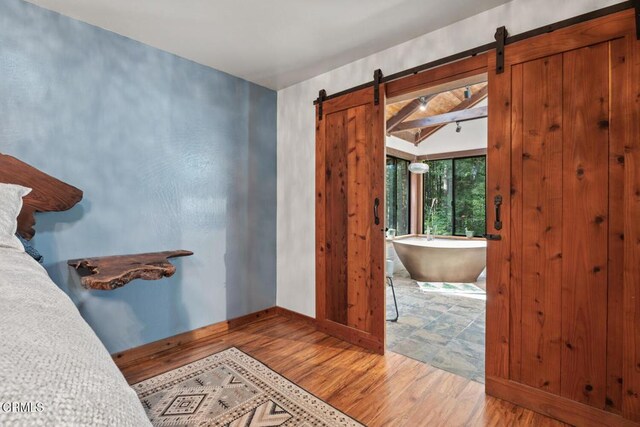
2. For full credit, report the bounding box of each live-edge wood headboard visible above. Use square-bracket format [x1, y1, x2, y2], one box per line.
[0, 153, 83, 240]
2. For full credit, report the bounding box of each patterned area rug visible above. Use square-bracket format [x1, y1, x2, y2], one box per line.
[133, 347, 364, 427]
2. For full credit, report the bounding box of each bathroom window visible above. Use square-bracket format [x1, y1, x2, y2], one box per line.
[423, 159, 453, 236]
[423, 156, 486, 236]
[386, 156, 410, 236]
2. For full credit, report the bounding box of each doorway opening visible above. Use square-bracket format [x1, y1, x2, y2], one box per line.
[384, 75, 488, 383]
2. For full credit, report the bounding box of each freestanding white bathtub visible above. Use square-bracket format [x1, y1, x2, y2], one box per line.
[391, 235, 487, 283]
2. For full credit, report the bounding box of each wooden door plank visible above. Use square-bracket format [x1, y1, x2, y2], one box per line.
[520, 55, 563, 394]
[315, 104, 327, 321]
[369, 88, 386, 343]
[385, 53, 488, 101]
[315, 85, 385, 353]
[486, 51, 511, 379]
[347, 105, 371, 331]
[606, 36, 628, 415]
[622, 33, 640, 422]
[487, 376, 638, 427]
[325, 111, 349, 325]
[560, 42, 609, 408]
[509, 62, 524, 383]
[486, 9, 639, 423]
[503, 9, 635, 69]
[322, 88, 374, 115]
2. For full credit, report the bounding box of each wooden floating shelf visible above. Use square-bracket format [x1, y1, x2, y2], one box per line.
[68, 250, 193, 290]
[0, 153, 83, 240]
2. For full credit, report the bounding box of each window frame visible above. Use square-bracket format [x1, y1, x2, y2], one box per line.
[385, 155, 412, 236]
[422, 154, 486, 237]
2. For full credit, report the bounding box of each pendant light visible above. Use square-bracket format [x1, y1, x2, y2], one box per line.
[408, 159, 429, 174]
[419, 96, 429, 111]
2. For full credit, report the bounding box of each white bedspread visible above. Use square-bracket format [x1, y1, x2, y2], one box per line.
[0, 248, 151, 426]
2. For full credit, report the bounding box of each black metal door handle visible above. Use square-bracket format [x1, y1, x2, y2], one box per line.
[494, 195, 503, 230]
[374, 198, 380, 225]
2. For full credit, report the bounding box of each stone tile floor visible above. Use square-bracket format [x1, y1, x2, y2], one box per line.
[386, 275, 486, 383]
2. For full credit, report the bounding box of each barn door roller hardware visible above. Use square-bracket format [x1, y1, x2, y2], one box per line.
[494, 26, 508, 74]
[317, 89, 326, 120]
[312, 2, 633, 104]
[373, 69, 383, 105]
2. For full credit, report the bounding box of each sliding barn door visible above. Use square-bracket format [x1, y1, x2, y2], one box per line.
[486, 9, 640, 424]
[316, 86, 386, 353]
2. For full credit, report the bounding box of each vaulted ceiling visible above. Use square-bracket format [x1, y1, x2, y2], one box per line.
[386, 82, 488, 144]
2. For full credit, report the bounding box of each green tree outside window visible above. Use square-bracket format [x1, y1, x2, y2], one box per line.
[385, 156, 410, 236]
[423, 156, 486, 236]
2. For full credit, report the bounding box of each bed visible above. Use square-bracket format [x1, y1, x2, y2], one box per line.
[0, 154, 150, 426]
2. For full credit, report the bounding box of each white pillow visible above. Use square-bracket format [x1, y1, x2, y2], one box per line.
[0, 184, 32, 251]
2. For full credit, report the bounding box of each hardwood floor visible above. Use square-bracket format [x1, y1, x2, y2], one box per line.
[119, 315, 567, 426]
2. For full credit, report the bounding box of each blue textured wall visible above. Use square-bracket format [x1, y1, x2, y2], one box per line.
[0, 0, 277, 353]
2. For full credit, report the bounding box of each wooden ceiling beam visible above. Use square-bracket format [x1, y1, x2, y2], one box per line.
[395, 84, 488, 132]
[386, 147, 415, 161]
[414, 84, 488, 144]
[393, 106, 487, 132]
[388, 130, 418, 144]
[386, 94, 435, 134]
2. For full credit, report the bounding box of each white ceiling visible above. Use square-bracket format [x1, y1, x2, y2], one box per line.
[25, 0, 512, 90]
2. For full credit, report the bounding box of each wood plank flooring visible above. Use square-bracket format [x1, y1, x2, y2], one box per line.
[119, 315, 567, 426]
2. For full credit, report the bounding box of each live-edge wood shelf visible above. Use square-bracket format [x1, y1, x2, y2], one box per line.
[68, 250, 193, 290]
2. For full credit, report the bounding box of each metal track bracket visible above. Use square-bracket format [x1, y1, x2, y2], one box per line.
[317, 89, 326, 121]
[373, 69, 383, 105]
[494, 26, 508, 74]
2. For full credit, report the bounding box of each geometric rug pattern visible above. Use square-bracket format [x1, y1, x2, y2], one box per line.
[417, 281, 486, 296]
[132, 347, 364, 427]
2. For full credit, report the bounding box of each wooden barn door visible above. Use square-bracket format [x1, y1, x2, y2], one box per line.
[316, 86, 386, 353]
[485, 9, 640, 424]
